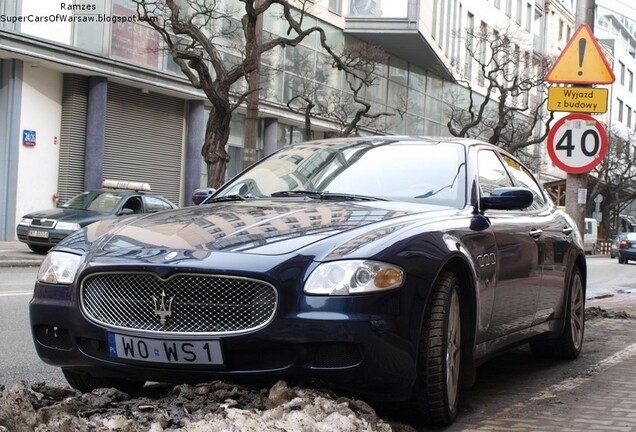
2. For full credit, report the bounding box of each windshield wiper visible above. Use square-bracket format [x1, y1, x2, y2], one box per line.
[271, 190, 384, 201]
[206, 194, 248, 203]
[271, 190, 322, 198]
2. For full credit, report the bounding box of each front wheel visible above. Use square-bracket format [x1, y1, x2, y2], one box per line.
[62, 368, 145, 395]
[411, 271, 462, 426]
[530, 267, 585, 360]
[28, 244, 50, 254]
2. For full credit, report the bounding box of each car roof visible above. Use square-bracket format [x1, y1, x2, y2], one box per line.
[290, 135, 490, 149]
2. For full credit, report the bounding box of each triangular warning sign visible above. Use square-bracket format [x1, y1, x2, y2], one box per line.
[546, 23, 616, 84]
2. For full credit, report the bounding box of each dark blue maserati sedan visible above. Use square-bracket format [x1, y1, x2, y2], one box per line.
[30, 136, 586, 426]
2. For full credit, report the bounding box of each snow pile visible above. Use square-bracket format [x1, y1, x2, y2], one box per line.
[0, 380, 414, 431]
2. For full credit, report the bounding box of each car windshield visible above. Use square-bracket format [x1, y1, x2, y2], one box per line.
[60, 191, 124, 213]
[216, 140, 467, 208]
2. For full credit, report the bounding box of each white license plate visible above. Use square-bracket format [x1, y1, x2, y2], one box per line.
[107, 333, 223, 365]
[28, 230, 49, 239]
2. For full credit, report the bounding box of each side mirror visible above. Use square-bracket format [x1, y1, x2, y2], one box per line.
[119, 208, 135, 216]
[192, 188, 216, 205]
[481, 187, 534, 211]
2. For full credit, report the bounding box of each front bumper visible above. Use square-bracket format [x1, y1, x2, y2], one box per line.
[16, 225, 72, 247]
[30, 278, 424, 401]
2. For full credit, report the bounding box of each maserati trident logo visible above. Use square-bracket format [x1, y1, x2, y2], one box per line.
[153, 290, 175, 326]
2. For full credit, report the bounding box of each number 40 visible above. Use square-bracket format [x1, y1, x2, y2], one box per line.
[555, 129, 600, 157]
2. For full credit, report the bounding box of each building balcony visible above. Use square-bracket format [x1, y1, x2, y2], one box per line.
[344, 0, 454, 81]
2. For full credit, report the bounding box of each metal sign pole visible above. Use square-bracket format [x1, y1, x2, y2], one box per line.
[566, 0, 596, 239]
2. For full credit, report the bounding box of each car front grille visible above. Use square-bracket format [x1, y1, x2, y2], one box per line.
[80, 272, 278, 335]
[31, 219, 56, 228]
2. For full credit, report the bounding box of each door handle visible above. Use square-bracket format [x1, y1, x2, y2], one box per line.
[562, 227, 573, 235]
[529, 229, 543, 239]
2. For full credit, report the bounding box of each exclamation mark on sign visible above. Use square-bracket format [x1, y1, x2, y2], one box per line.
[578, 38, 586, 76]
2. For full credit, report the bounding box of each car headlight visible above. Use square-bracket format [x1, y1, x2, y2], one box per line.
[18, 218, 32, 226]
[304, 260, 404, 295]
[55, 222, 81, 231]
[37, 252, 82, 284]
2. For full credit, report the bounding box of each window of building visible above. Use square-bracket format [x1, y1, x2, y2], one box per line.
[516, 0, 523, 24]
[465, 13, 474, 80]
[620, 61, 626, 85]
[479, 22, 488, 86]
[630, 70, 634, 92]
[619, 99, 624, 122]
[494, 0, 501, 9]
[110, 0, 160, 68]
[73, 0, 106, 53]
[328, 0, 342, 14]
[506, 0, 512, 17]
[526, 3, 532, 31]
[628, 106, 633, 128]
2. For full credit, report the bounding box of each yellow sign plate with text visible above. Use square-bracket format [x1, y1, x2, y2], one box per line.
[547, 87, 608, 113]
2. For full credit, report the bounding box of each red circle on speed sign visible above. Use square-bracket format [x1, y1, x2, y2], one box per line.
[547, 113, 608, 174]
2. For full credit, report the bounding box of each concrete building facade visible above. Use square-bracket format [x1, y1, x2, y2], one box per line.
[0, 0, 625, 241]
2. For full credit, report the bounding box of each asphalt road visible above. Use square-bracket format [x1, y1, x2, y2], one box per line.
[587, 254, 636, 298]
[0, 267, 66, 387]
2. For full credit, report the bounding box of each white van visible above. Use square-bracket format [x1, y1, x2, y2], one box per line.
[584, 218, 598, 255]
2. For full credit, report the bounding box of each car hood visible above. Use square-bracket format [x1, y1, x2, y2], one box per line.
[23, 207, 110, 226]
[78, 199, 453, 258]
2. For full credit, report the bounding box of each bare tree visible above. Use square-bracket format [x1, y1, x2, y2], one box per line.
[447, 26, 554, 158]
[588, 127, 636, 237]
[285, 41, 399, 138]
[134, 0, 363, 187]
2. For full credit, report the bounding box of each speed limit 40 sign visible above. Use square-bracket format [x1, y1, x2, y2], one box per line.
[547, 113, 608, 174]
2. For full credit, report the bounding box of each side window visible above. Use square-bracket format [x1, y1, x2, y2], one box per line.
[144, 196, 173, 213]
[477, 150, 514, 196]
[501, 155, 546, 210]
[122, 197, 144, 214]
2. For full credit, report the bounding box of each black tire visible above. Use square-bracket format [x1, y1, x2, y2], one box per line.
[62, 368, 145, 395]
[529, 268, 585, 360]
[28, 244, 50, 254]
[411, 271, 462, 426]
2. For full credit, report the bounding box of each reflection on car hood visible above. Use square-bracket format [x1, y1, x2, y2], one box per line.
[23, 208, 110, 226]
[90, 200, 447, 257]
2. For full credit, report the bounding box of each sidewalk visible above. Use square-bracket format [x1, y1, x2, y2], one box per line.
[0, 241, 46, 267]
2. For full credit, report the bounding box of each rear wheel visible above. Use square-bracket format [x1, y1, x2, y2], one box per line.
[62, 368, 145, 395]
[530, 268, 584, 360]
[411, 271, 462, 426]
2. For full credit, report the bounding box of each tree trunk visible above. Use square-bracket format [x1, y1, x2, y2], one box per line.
[203, 110, 231, 188]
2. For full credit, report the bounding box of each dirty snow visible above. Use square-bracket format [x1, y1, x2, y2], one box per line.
[0, 380, 416, 432]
